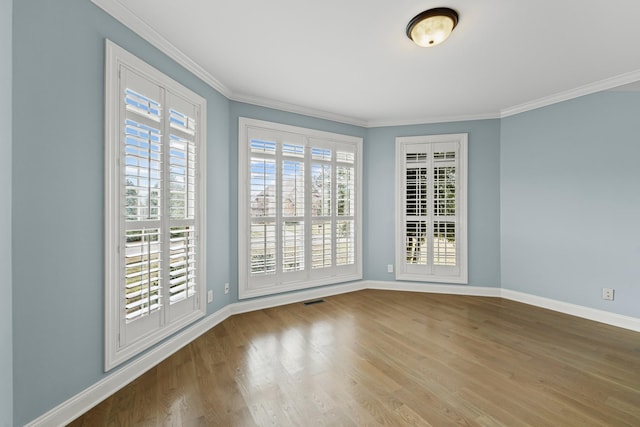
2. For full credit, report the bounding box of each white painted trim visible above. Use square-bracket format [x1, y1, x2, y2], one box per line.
[91, 0, 230, 98]
[237, 118, 363, 300]
[27, 280, 639, 426]
[500, 69, 640, 118]
[232, 93, 368, 128]
[26, 305, 232, 427]
[500, 288, 640, 333]
[92, 2, 640, 129]
[230, 281, 364, 315]
[367, 112, 501, 128]
[364, 280, 501, 297]
[104, 39, 208, 370]
[395, 134, 468, 284]
[26, 282, 364, 427]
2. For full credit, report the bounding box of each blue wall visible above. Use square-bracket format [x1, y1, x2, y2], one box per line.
[9, 0, 640, 425]
[365, 121, 501, 286]
[12, 0, 229, 424]
[1, 0, 12, 425]
[501, 90, 640, 318]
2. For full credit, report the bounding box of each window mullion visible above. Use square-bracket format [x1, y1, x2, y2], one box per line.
[158, 87, 169, 327]
[330, 152, 336, 270]
[427, 144, 435, 274]
[303, 140, 312, 278]
[275, 139, 283, 277]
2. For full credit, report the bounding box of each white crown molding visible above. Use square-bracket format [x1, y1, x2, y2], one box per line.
[91, 1, 640, 129]
[26, 280, 639, 426]
[231, 92, 369, 128]
[91, 0, 368, 127]
[91, 0, 231, 98]
[500, 69, 640, 118]
[366, 111, 501, 128]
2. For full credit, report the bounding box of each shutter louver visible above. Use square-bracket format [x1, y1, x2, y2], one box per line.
[405, 151, 428, 265]
[311, 221, 331, 269]
[124, 228, 162, 321]
[168, 226, 197, 303]
[250, 144, 277, 276]
[433, 151, 456, 266]
[166, 100, 198, 310]
[123, 73, 164, 323]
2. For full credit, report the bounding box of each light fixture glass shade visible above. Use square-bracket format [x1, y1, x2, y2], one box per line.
[407, 8, 459, 47]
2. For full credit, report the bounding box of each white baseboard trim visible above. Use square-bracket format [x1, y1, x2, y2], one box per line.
[500, 288, 640, 333]
[27, 280, 639, 426]
[230, 281, 365, 315]
[364, 280, 502, 297]
[26, 282, 365, 427]
[26, 306, 232, 427]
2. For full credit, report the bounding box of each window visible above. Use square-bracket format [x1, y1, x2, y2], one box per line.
[395, 134, 467, 283]
[105, 40, 206, 370]
[238, 118, 362, 299]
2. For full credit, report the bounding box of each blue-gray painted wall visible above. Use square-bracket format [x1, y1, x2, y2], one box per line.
[365, 122, 501, 286]
[1, 0, 12, 425]
[501, 90, 640, 318]
[9, 0, 639, 425]
[12, 0, 229, 424]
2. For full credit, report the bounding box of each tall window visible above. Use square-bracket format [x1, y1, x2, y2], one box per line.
[238, 118, 362, 299]
[396, 134, 467, 283]
[105, 40, 207, 370]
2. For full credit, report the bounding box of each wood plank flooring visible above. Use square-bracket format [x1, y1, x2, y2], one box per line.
[68, 290, 640, 426]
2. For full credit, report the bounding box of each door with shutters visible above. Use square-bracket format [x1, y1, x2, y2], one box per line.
[105, 40, 206, 370]
[395, 134, 468, 284]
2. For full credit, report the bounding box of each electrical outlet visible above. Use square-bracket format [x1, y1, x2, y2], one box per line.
[387, 264, 394, 273]
[602, 288, 614, 301]
[207, 290, 213, 303]
[224, 283, 229, 294]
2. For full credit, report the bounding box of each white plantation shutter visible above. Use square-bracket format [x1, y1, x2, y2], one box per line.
[239, 118, 362, 299]
[396, 134, 467, 284]
[105, 40, 206, 370]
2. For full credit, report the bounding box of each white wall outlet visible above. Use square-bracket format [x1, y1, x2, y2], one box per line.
[224, 283, 229, 294]
[387, 264, 394, 273]
[602, 288, 614, 301]
[207, 290, 213, 303]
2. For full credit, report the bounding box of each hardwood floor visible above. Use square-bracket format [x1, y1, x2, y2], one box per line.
[68, 290, 640, 426]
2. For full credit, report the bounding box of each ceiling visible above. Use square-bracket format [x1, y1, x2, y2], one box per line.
[95, 0, 640, 126]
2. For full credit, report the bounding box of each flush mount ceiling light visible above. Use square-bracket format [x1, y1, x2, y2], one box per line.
[406, 7, 459, 47]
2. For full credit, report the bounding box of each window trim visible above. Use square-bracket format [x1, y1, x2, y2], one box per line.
[104, 40, 207, 371]
[395, 133, 468, 284]
[238, 118, 363, 299]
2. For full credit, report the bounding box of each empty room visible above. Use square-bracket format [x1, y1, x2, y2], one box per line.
[2, 0, 640, 426]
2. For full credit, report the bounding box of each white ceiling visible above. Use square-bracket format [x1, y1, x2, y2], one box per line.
[95, 0, 640, 126]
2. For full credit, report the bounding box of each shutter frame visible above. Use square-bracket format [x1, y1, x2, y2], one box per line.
[238, 118, 363, 299]
[105, 40, 207, 371]
[395, 133, 468, 284]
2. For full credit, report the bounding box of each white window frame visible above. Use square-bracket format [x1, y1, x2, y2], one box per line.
[104, 40, 207, 370]
[395, 133, 468, 284]
[238, 118, 362, 299]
